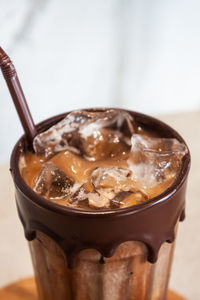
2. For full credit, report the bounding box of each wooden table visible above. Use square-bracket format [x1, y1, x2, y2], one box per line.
[0, 277, 186, 300]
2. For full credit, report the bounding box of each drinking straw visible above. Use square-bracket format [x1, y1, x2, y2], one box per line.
[0, 46, 37, 144]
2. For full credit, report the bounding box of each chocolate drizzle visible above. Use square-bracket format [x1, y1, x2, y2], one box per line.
[10, 109, 190, 268]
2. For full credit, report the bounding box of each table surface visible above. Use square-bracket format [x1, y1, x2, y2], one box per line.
[0, 111, 199, 299]
[0, 277, 186, 300]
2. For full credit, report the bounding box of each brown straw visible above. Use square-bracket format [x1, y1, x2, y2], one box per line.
[0, 46, 37, 144]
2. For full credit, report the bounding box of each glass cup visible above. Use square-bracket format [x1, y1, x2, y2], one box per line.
[10, 109, 190, 300]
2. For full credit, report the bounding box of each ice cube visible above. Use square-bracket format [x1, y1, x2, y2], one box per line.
[87, 192, 110, 209]
[68, 183, 110, 209]
[110, 191, 147, 208]
[119, 191, 148, 208]
[33, 110, 135, 159]
[34, 162, 73, 199]
[78, 110, 135, 139]
[110, 191, 131, 208]
[79, 110, 135, 160]
[129, 134, 188, 188]
[68, 183, 89, 207]
[91, 167, 144, 193]
[33, 111, 91, 157]
[80, 128, 130, 160]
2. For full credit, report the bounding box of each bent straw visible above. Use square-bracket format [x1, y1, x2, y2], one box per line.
[0, 46, 37, 144]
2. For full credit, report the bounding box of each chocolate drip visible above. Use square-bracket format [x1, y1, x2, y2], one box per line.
[10, 109, 191, 268]
[99, 256, 105, 264]
[180, 208, 186, 221]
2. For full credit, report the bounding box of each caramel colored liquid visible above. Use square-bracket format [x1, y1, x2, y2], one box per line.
[20, 148, 174, 209]
[20, 109, 186, 210]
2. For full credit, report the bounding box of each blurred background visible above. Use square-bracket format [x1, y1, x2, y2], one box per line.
[0, 0, 199, 299]
[1, 0, 200, 163]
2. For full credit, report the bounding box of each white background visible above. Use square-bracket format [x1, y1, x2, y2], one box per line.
[0, 0, 200, 163]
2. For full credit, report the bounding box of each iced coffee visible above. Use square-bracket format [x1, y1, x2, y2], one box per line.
[14, 109, 189, 300]
[20, 109, 187, 210]
[0, 45, 189, 300]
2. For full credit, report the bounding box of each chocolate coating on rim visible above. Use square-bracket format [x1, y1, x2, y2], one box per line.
[10, 108, 190, 268]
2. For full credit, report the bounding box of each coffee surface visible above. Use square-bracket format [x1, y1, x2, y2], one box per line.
[20, 109, 187, 210]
